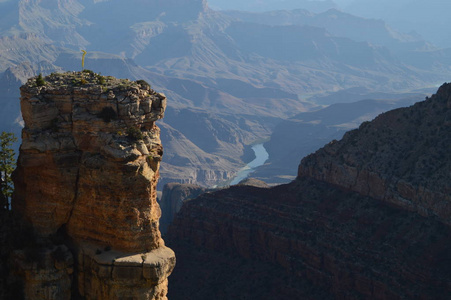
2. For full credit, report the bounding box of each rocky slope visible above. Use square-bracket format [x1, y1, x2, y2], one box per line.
[166, 84, 451, 299]
[299, 83, 451, 224]
[9, 72, 175, 299]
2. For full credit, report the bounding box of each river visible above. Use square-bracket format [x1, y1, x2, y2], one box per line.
[229, 143, 269, 185]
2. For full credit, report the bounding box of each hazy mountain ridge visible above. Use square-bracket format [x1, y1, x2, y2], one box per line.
[208, 0, 337, 13]
[345, 0, 451, 48]
[1, 0, 450, 186]
[224, 8, 432, 54]
[222, 7, 451, 75]
[1, 0, 446, 93]
[1, 0, 448, 91]
[254, 93, 427, 183]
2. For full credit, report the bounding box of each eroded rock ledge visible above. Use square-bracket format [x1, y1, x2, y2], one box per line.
[12, 72, 175, 299]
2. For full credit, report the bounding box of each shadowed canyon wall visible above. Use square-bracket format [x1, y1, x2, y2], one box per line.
[159, 183, 207, 234]
[167, 83, 451, 299]
[10, 72, 174, 299]
[298, 83, 451, 224]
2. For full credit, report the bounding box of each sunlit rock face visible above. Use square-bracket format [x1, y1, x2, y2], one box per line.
[12, 72, 175, 299]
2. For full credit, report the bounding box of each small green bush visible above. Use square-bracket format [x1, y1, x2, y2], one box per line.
[127, 126, 144, 141]
[97, 74, 106, 85]
[82, 69, 94, 75]
[72, 78, 87, 86]
[136, 79, 151, 89]
[36, 73, 46, 86]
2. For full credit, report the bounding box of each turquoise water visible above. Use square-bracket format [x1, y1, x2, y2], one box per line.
[230, 143, 269, 185]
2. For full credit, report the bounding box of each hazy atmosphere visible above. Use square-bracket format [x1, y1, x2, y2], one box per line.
[1, 0, 450, 186]
[0, 0, 450, 299]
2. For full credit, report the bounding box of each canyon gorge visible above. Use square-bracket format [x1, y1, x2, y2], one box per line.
[166, 83, 451, 299]
[1, 1, 451, 298]
[2, 0, 451, 188]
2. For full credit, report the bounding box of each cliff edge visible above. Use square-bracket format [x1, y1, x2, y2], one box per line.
[10, 71, 175, 299]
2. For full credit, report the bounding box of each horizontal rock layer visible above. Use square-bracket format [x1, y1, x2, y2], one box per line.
[78, 244, 175, 300]
[168, 180, 451, 299]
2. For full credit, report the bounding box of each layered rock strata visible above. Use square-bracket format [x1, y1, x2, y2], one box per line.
[168, 181, 451, 299]
[159, 179, 269, 234]
[12, 72, 174, 299]
[167, 84, 451, 299]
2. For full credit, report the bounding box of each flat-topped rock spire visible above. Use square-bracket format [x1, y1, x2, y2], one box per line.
[12, 71, 174, 299]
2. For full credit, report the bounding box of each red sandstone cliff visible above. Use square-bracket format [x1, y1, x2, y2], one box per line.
[10, 72, 175, 299]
